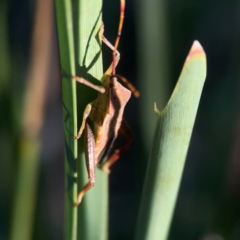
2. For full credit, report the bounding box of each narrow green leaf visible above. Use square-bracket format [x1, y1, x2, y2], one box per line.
[55, 0, 107, 239]
[72, 1, 108, 240]
[54, 1, 77, 239]
[135, 41, 207, 240]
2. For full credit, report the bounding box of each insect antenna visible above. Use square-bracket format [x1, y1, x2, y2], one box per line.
[112, 0, 125, 75]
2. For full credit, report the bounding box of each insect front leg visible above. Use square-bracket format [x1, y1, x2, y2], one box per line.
[73, 122, 96, 207]
[102, 120, 134, 174]
[75, 104, 92, 139]
[100, 23, 121, 74]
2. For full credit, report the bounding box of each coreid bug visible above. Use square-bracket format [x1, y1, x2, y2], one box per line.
[72, 0, 139, 207]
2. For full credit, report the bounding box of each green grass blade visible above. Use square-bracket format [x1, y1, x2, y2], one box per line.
[55, 0, 107, 239]
[72, 1, 108, 240]
[135, 41, 207, 240]
[54, 1, 77, 239]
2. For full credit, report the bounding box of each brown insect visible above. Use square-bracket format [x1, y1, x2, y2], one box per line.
[72, 0, 139, 207]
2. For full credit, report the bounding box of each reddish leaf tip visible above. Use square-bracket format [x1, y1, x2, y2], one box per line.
[185, 40, 205, 62]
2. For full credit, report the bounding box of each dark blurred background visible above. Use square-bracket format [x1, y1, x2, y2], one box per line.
[1, 0, 240, 239]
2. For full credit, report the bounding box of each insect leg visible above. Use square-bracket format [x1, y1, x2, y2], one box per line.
[75, 104, 92, 139]
[100, 26, 120, 74]
[102, 119, 133, 174]
[72, 76, 105, 93]
[73, 122, 96, 207]
[101, 34, 120, 60]
[100, 0, 125, 75]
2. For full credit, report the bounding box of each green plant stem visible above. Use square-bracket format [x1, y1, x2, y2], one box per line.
[136, 0, 170, 151]
[0, 1, 10, 91]
[10, 0, 52, 239]
[135, 41, 207, 240]
[10, 138, 41, 240]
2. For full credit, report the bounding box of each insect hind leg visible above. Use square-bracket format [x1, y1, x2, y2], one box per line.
[73, 122, 96, 207]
